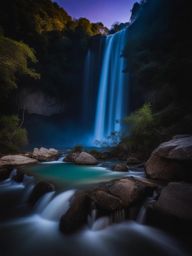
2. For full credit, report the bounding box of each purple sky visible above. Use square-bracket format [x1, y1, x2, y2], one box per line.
[54, 0, 136, 28]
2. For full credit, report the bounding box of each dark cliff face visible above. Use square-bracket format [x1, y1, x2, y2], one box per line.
[123, 0, 192, 134]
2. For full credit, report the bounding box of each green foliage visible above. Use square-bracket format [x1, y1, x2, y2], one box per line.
[75, 19, 107, 37]
[0, 0, 107, 104]
[76, 18, 94, 36]
[125, 103, 153, 133]
[0, 0, 71, 36]
[123, 104, 161, 158]
[0, 35, 39, 153]
[0, 35, 39, 95]
[0, 0, 108, 153]
[92, 22, 108, 35]
[0, 116, 28, 153]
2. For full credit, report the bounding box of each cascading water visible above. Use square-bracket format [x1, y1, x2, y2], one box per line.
[35, 191, 55, 213]
[93, 29, 129, 145]
[40, 155, 65, 164]
[41, 190, 75, 220]
[82, 38, 103, 142]
[83, 49, 94, 123]
[0, 167, 187, 256]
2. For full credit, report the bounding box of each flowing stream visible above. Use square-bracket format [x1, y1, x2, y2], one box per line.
[0, 161, 187, 256]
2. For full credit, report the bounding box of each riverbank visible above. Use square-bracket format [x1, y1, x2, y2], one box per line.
[0, 161, 189, 256]
[0, 135, 192, 255]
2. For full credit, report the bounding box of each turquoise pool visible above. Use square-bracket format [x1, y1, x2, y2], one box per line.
[26, 162, 126, 187]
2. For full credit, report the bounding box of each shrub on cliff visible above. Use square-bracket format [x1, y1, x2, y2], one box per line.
[0, 116, 28, 153]
[0, 36, 38, 153]
[123, 103, 161, 158]
[0, 35, 39, 105]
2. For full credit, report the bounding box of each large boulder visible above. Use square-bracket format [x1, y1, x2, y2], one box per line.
[145, 182, 192, 234]
[145, 135, 192, 181]
[113, 163, 128, 172]
[91, 178, 155, 211]
[91, 190, 122, 211]
[32, 147, 59, 161]
[155, 182, 192, 221]
[59, 177, 157, 234]
[64, 152, 80, 163]
[28, 181, 55, 206]
[127, 157, 141, 165]
[109, 179, 148, 208]
[0, 155, 37, 167]
[74, 152, 98, 165]
[133, 177, 159, 190]
[154, 135, 192, 160]
[59, 191, 91, 234]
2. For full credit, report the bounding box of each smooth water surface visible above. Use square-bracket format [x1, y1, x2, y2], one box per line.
[26, 162, 126, 187]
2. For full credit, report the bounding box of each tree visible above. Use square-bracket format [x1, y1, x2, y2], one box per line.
[92, 22, 108, 35]
[123, 103, 161, 158]
[0, 115, 28, 153]
[75, 18, 94, 36]
[0, 35, 39, 99]
[0, 36, 39, 153]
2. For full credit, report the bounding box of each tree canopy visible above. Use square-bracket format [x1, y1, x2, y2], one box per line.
[0, 36, 39, 90]
[0, 35, 39, 153]
[0, 0, 106, 153]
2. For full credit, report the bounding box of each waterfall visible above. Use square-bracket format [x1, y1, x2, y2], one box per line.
[136, 197, 156, 224]
[91, 217, 110, 231]
[111, 209, 126, 223]
[35, 191, 55, 213]
[41, 190, 75, 221]
[82, 29, 128, 145]
[83, 49, 94, 123]
[93, 29, 129, 145]
[83, 38, 103, 135]
[136, 206, 147, 224]
[9, 168, 17, 179]
[88, 208, 97, 227]
[22, 175, 35, 202]
[40, 155, 65, 164]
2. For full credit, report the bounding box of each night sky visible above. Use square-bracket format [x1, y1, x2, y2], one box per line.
[54, 0, 136, 28]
